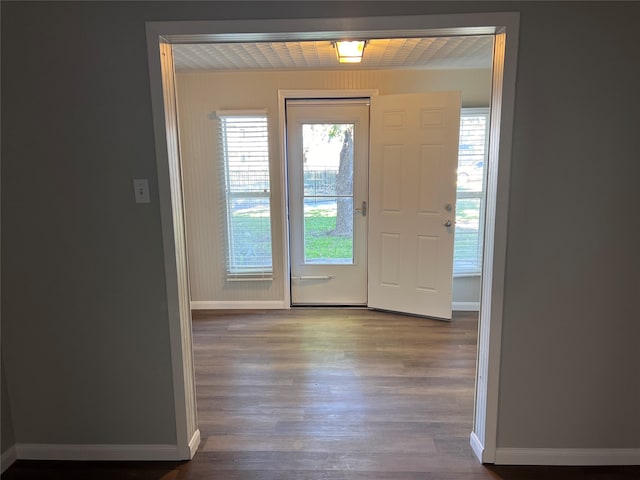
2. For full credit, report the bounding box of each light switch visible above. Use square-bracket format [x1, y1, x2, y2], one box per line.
[133, 179, 150, 204]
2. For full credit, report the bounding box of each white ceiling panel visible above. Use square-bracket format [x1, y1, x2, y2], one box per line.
[173, 36, 493, 71]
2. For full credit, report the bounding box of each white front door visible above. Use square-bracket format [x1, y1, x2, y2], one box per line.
[286, 100, 370, 305]
[368, 92, 461, 319]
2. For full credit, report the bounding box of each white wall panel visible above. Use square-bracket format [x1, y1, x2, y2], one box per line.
[176, 68, 491, 303]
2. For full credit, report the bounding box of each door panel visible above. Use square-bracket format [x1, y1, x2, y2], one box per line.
[287, 101, 369, 305]
[368, 92, 461, 319]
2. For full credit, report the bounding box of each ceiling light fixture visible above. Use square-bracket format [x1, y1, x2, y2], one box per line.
[333, 40, 367, 64]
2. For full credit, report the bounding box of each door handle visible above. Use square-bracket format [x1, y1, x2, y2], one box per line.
[355, 201, 367, 217]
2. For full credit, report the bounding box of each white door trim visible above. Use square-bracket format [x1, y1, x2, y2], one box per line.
[278, 89, 379, 308]
[145, 37, 199, 460]
[146, 12, 519, 464]
[474, 28, 519, 463]
[286, 100, 370, 305]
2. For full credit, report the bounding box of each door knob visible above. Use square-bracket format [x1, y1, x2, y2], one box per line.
[444, 219, 452, 227]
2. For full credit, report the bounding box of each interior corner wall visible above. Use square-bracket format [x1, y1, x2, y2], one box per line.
[175, 68, 491, 306]
[2, 0, 638, 465]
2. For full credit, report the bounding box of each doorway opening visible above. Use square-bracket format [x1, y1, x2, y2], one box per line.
[146, 12, 519, 464]
[284, 91, 463, 319]
[286, 98, 370, 306]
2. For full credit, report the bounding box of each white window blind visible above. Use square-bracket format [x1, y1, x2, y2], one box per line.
[217, 111, 272, 279]
[454, 108, 489, 276]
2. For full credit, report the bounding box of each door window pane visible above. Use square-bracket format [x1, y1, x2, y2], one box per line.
[304, 197, 353, 264]
[301, 123, 354, 264]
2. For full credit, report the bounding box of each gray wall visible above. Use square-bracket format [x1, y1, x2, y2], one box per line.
[1, 0, 639, 453]
[495, 3, 640, 448]
[1, 1, 178, 446]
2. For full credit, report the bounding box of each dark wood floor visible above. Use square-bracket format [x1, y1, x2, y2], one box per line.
[3, 309, 639, 479]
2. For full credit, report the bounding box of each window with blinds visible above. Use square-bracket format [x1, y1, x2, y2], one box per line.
[218, 111, 273, 279]
[454, 108, 489, 276]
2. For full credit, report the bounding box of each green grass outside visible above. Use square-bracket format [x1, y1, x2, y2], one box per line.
[234, 197, 481, 262]
[303, 210, 353, 261]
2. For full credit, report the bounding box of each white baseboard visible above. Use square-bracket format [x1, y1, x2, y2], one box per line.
[469, 432, 484, 463]
[188, 429, 201, 459]
[193, 300, 477, 312]
[495, 447, 640, 466]
[452, 301, 480, 311]
[1, 445, 17, 473]
[14, 443, 182, 461]
[191, 300, 287, 310]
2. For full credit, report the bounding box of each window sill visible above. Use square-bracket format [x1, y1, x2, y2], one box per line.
[453, 272, 481, 279]
[226, 274, 273, 282]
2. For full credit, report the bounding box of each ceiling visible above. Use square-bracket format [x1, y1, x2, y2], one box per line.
[172, 36, 493, 72]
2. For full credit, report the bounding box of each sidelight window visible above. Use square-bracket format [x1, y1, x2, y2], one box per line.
[218, 111, 273, 279]
[454, 108, 489, 276]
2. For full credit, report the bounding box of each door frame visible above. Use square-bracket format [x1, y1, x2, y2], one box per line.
[146, 12, 519, 464]
[278, 90, 379, 308]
